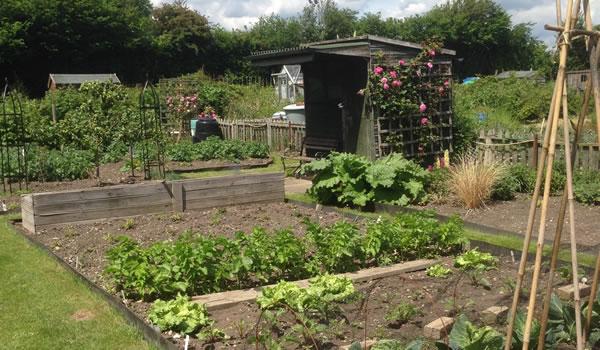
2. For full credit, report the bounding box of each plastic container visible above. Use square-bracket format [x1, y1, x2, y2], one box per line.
[193, 118, 222, 143]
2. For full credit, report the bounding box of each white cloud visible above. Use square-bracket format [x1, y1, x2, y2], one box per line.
[151, 0, 600, 43]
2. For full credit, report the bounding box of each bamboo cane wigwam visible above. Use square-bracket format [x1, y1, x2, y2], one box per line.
[503, 0, 600, 349]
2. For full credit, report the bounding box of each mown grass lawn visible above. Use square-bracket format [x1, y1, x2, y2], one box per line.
[0, 216, 153, 350]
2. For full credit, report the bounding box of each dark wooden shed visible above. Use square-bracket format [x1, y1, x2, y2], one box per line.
[250, 35, 455, 161]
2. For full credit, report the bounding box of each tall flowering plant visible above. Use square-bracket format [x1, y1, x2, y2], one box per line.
[165, 86, 200, 142]
[364, 40, 451, 160]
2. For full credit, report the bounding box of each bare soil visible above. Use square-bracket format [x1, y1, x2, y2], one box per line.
[20, 201, 561, 349]
[415, 193, 600, 248]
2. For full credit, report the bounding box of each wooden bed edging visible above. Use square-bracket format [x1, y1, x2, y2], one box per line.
[21, 172, 285, 233]
[11, 220, 179, 350]
[191, 259, 437, 311]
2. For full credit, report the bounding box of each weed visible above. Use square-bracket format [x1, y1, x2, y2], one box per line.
[121, 218, 136, 230]
[385, 301, 422, 326]
[170, 213, 183, 222]
[426, 264, 452, 278]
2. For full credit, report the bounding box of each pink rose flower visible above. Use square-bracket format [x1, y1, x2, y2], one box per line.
[420, 117, 429, 126]
[427, 165, 433, 171]
[444, 80, 450, 87]
[426, 62, 433, 69]
[429, 49, 436, 57]
[392, 80, 401, 87]
[380, 77, 388, 84]
[374, 66, 384, 75]
[438, 86, 445, 94]
[357, 89, 365, 96]
[390, 71, 398, 79]
[419, 103, 427, 113]
[398, 59, 406, 66]
[418, 145, 424, 152]
[383, 83, 390, 90]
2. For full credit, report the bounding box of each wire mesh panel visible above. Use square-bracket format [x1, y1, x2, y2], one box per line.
[139, 81, 165, 180]
[0, 80, 28, 193]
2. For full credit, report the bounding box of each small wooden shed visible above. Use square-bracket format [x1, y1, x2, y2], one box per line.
[250, 35, 455, 161]
[566, 70, 591, 91]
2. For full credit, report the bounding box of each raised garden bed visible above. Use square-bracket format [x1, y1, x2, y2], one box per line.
[16, 197, 566, 349]
[166, 157, 272, 173]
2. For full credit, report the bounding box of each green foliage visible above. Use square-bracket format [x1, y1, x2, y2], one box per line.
[106, 212, 464, 300]
[166, 137, 270, 162]
[363, 212, 465, 265]
[454, 249, 497, 271]
[435, 314, 504, 350]
[305, 220, 364, 274]
[491, 171, 520, 200]
[27, 147, 94, 181]
[302, 152, 428, 208]
[427, 264, 453, 278]
[385, 301, 422, 325]
[148, 294, 212, 334]
[574, 170, 600, 205]
[255, 275, 355, 347]
[425, 167, 452, 203]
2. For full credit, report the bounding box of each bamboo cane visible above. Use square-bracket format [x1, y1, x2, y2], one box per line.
[537, 77, 591, 350]
[586, 254, 600, 339]
[522, 0, 578, 347]
[560, 82, 584, 350]
[504, 81, 559, 350]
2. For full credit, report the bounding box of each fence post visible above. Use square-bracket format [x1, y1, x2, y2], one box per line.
[288, 121, 292, 149]
[483, 131, 493, 165]
[266, 119, 273, 150]
[531, 134, 539, 168]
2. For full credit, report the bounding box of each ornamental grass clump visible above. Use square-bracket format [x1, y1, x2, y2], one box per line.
[448, 153, 506, 209]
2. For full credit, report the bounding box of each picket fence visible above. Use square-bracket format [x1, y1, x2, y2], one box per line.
[217, 118, 305, 152]
[476, 129, 600, 170]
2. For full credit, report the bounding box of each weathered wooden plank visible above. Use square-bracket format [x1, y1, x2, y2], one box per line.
[192, 259, 436, 311]
[34, 203, 172, 225]
[176, 172, 284, 191]
[185, 190, 284, 211]
[184, 181, 283, 201]
[172, 182, 184, 212]
[33, 182, 169, 206]
[34, 192, 172, 213]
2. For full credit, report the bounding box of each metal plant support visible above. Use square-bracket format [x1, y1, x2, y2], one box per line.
[0, 79, 28, 193]
[138, 80, 165, 180]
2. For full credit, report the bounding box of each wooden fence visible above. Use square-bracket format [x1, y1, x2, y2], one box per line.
[476, 129, 600, 170]
[21, 172, 284, 233]
[217, 119, 305, 152]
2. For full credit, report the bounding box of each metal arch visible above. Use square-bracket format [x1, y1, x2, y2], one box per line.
[138, 80, 165, 180]
[1, 79, 28, 193]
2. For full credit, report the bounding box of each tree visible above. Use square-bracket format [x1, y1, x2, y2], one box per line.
[152, 1, 213, 77]
[299, 0, 357, 41]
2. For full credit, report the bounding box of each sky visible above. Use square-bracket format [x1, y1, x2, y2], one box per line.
[151, 0, 599, 46]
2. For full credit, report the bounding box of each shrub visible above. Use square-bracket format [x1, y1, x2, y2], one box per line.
[491, 171, 519, 200]
[28, 147, 94, 181]
[166, 137, 270, 163]
[574, 170, 600, 205]
[448, 153, 506, 209]
[507, 164, 536, 193]
[148, 294, 212, 334]
[302, 152, 428, 208]
[425, 167, 451, 202]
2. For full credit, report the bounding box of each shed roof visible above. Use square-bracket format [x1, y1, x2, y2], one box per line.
[48, 73, 121, 87]
[250, 35, 456, 66]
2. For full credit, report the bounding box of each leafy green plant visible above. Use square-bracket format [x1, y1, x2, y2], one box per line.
[454, 249, 497, 271]
[301, 152, 428, 208]
[436, 314, 504, 350]
[385, 301, 422, 326]
[426, 167, 451, 203]
[27, 147, 94, 181]
[166, 137, 269, 163]
[255, 275, 355, 348]
[304, 220, 364, 274]
[574, 170, 600, 205]
[427, 264, 453, 278]
[148, 294, 212, 334]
